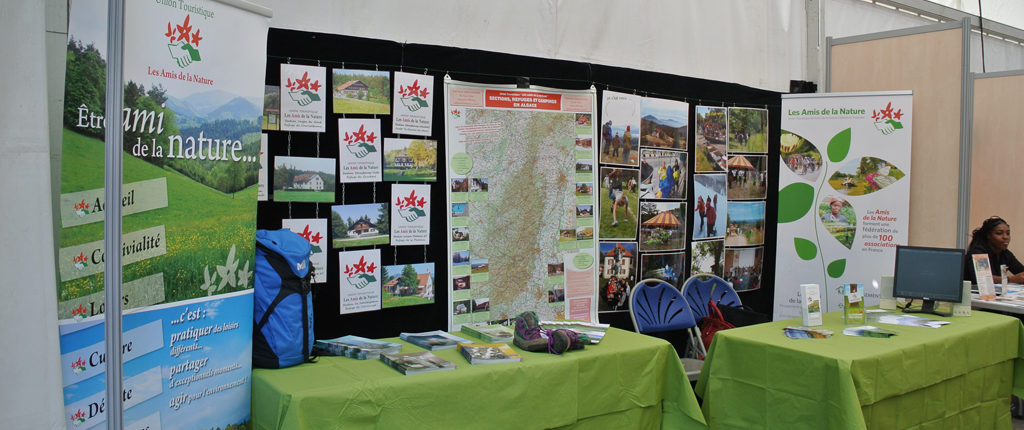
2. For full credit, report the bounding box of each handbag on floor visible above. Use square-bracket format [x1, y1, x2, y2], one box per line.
[698, 300, 735, 348]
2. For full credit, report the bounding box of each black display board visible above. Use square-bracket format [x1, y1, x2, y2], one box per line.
[261, 28, 782, 339]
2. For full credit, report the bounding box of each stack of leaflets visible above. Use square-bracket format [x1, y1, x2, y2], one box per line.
[314, 335, 402, 360]
[783, 327, 833, 339]
[457, 342, 523, 365]
[380, 351, 457, 375]
[400, 330, 472, 350]
[460, 323, 514, 343]
[538, 320, 610, 344]
[842, 326, 898, 338]
[866, 310, 950, 328]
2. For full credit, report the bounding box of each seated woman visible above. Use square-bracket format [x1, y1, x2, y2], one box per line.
[963, 216, 1024, 284]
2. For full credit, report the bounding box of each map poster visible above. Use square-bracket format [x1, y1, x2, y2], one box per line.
[392, 71, 435, 136]
[282, 218, 328, 284]
[56, 0, 268, 428]
[338, 118, 382, 183]
[774, 92, 912, 319]
[445, 79, 599, 327]
[339, 249, 382, 314]
[280, 64, 327, 132]
[391, 184, 431, 246]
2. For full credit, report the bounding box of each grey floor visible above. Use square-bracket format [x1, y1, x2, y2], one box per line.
[1015, 416, 1024, 430]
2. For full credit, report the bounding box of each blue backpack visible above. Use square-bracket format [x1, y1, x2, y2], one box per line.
[253, 229, 315, 368]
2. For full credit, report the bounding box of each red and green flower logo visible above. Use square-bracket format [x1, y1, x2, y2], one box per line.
[70, 357, 87, 374]
[342, 124, 378, 158]
[397, 80, 430, 112]
[395, 189, 427, 222]
[450, 109, 461, 118]
[297, 224, 323, 254]
[285, 71, 322, 107]
[70, 409, 86, 426]
[71, 304, 88, 321]
[73, 252, 88, 270]
[164, 14, 202, 68]
[871, 102, 904, 135]
[74, 199, 90, 217]
[343, 256, 377, 289]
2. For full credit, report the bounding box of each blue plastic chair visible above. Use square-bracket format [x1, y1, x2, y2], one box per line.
[629, 279, 707, 380]
[681, 274, 741, 322]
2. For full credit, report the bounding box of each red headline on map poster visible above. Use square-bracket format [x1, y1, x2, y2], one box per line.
[484, 90, 562, 110]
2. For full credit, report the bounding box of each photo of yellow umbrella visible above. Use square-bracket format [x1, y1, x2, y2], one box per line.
[642, 210, 682, 228]
[727, 155, 754, 170]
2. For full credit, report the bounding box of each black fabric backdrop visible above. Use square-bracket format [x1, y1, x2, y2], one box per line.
[260, 28, 782, 339]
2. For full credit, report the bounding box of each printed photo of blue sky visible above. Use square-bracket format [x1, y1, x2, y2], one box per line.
[640, 97, 688, 150]
[61, 294, 254, 430]
[331, 203, 389, 248]
[726, 201, 766, 246]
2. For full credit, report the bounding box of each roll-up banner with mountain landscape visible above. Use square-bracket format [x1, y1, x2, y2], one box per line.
[56, 1, 268, 428]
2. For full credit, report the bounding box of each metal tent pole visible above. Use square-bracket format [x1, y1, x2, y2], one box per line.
[103, 0, 126, 428]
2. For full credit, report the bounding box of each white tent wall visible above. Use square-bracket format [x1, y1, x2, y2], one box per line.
[247, 0, 809, 92]
[0, 0, 66, 429]
[5, 0, 1024, 426]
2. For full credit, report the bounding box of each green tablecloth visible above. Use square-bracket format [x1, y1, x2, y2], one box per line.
[695, 310, 1024, 429]
[252, 327, 707, 430]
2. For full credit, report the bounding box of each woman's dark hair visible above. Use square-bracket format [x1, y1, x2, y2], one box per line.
[969, 216, 1009, 247]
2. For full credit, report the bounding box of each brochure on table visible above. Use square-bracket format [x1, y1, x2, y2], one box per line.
[774, 92, 912, 319]
[56, 1, 268, 428]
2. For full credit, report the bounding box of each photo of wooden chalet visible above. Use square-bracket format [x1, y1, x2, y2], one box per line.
[292, 173, 324, 191]
[347, 218, 379, 237]
[383, 270, 434, 298]
[335, 80, 369, 98]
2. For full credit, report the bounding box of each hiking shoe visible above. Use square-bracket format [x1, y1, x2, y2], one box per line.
[513, 311, 570, 354]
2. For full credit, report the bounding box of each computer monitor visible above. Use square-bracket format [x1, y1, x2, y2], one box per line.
[892, 245, 965, 317]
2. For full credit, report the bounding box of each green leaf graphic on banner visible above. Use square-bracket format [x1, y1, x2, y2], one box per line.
[827, 259, 847, 278]
[794, 238, 817, 260]
[777, 183, 814, 223]
[827, 156, 905, 196]
[827, 128, 851, 162]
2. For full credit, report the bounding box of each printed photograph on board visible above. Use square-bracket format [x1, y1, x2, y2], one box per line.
[692, 174, 727, 240]
[331, 203, 390, 248]
[600, 91, 641, 166]
[690, 239, 725, 278]
[381, 262, 435, 308]
[639, 201, 686, 252]
[598, 241, 638, 312]
[263, 85, 280, 130]
[695, 106, 728, 172]
[727, 155, 768, 200]
[724, 247, 763, 292]
[727, 107, 768, 153]
[725, 201, 766, 246]
[383, 138, 437, 182]
[273, 156, 336, 203]
[640, 97, 689, 149]
[640, 252, 685, 286]
[639, 148, 687, 200]
[599, 167, 639, 240]
[332, 68, 391, 114]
